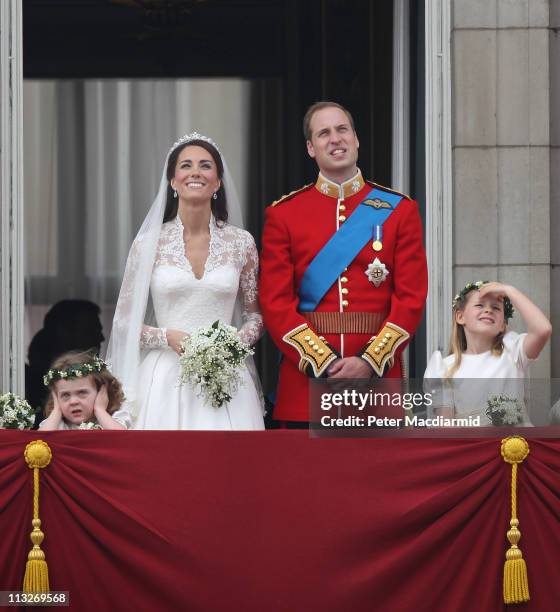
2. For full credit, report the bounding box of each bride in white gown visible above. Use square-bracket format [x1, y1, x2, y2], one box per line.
[107, 133, 264, 430]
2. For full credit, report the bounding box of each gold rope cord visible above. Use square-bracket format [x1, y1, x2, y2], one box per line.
[501, 436, 530, 605]
[22, 440, 52, 593]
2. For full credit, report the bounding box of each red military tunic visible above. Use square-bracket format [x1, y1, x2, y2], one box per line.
[259, 170, 428, 421]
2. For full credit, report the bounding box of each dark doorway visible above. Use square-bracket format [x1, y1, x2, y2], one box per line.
[23, 0, 425, 395]
[24, 0, 395, 195]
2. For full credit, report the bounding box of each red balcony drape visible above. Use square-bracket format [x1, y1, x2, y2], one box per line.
[1, 431, 559, 611]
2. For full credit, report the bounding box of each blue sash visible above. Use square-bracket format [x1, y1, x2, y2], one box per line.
[298, 188, 403, 311]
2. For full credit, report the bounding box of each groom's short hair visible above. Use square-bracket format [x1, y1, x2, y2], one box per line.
[303, 101, 356, 141]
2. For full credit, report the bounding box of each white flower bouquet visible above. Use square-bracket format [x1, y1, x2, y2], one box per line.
[0, 392, 36, 429]
[179, 320, 254, 408]
[486, 394, 524, 426]
[78, 422, 103, 430]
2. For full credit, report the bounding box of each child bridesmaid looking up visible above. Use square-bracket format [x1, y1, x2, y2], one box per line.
[424, 281, 552, 425]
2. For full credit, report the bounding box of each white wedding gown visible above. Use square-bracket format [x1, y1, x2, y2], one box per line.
[133, 215, 264, 430]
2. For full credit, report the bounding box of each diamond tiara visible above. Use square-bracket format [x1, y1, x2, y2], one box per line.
[169, 132, 222, 156]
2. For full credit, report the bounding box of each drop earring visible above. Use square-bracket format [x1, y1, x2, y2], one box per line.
[173, 188, 178, 199]
[212, 192, 218, 200]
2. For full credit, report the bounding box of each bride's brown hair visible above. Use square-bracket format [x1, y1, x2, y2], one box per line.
[163, 139, 228, 224]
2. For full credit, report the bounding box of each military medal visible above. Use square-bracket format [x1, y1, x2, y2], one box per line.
[365, 257, 389, 287]
[372, 225, 383, 251]
[363, 197, 393, 251]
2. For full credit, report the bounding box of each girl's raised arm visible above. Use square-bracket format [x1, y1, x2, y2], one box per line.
[479, 282, 552, 359]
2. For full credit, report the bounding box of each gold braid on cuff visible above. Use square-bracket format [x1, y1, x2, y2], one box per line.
[361, 322, 409, 377]
[282, 324, 337, 377]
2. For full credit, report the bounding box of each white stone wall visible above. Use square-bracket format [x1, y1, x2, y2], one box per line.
[0, 10, 6, 393]
[452, 0, 553, 377]
[551, 0, 560, 376]
[0, 1, 24, 395]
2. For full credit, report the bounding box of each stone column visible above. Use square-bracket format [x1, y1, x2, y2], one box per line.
[452, 0, 551, 377]
[551, 1, 560, 377]
[0, 0, 24, 394]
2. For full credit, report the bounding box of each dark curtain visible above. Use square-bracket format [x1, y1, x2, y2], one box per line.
[248, 0, 398, 398]
[248, 79, 287, 399]
[23, 0, 430, 391]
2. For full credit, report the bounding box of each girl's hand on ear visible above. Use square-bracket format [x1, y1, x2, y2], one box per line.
[94, 384, 109, 414]
[51, 391, 62, 416]
[39, 391, 64, 430]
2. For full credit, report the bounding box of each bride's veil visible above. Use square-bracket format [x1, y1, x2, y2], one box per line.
[106, 133, 263, 418]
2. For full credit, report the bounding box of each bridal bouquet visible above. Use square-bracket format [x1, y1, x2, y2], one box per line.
[78, 422, 103, 430]
[486, 394, 524, 426]
[179, 321, 254, 408]
[0, 392, 36, 429]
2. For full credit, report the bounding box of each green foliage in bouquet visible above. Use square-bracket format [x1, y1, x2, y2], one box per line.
[486, 394, 523, 426]
[0, 393, 36, 429]
[78, 422, 103, 430]
[179, 321, 254, 408]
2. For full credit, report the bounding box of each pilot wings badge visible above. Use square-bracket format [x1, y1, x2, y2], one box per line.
[363, 198, 393, 210]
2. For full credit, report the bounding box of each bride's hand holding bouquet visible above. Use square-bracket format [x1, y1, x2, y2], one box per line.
[178, 321, 254, 408]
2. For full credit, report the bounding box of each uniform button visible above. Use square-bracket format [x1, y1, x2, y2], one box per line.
[308, 339, 314, 345]
[304, 335, 311, 341]
[318, 349, 325, 355]
[340, 276, 348, 283]
[319, 336, 325, 341]
[341, 288, 349, 295]
[313, 345, 319, 352]
[342, 300, 349, 307]
[338, 215, 346, 222]
[339, 204, 346, 211]
[385, 333, 392, 339]
[374, 348, 381, 354]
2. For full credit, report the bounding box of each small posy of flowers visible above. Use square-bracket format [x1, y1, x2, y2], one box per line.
[179, 321, 254, 408]
[78, 422, 102, 430]
[0, 393, 36, 429]
[486, 394, 524, 426]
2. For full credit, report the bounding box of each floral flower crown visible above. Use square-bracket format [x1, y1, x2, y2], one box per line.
[169, 131, 222, 156]
[452, 280, 514, 321]
[43, 356, 107, 387]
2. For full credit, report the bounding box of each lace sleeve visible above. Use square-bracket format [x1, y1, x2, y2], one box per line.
[111, 236, 167, 350]
[111, 236, 143, 337]
[140, 325, 168, 349]
[238, 234, 264, 346]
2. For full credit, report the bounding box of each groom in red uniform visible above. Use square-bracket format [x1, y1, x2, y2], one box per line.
[259, 101, 428, 423]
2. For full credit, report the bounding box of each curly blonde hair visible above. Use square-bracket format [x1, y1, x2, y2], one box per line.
[45, 350, 125, 416]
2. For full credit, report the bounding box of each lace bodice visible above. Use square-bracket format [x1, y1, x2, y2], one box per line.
[139, 216, 263, 347]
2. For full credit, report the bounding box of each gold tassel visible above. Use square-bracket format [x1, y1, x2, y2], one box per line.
[501, 436, 530, 604]
[22, 440, 52, 593]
